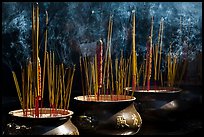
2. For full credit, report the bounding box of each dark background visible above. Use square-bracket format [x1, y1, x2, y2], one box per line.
[2, 2, 202, 135]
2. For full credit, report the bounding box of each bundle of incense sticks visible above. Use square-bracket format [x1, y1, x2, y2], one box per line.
[79, 52, 131, 101]
[102, 14, 113, 98]
[11, 3, 76, 117]
[32, 3, 40, 117]
[79, 11, 136, 99]
[167, 43, 178, 87]
[153, 17, 163, 90]
[144, 37, 151, 91]
[80, 56, 94, 99]
[115, 50, 131, 96]
[178, 58, 188, 86]
[41, 10, 48, 103]
[79, 15, 131, 101]
[46, 51, 76, 113]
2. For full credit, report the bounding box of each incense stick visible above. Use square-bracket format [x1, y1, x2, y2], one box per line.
[21, 67, 25, 114]
[110, 58, 114, 96]
[65, 65, 76, 110]
[154, 18, 162, 83]
[127, 54, 132, 88]
[96, 40, 103, 100]
[132, 10, 136, 94]
[158, 18, 164, 81]
[12, 71, 24, 109]
[146, 16, 154, 91]
[79, 56, 85, 97]
[41, 11, 48, 100]
[35, 4, 39, 115]
[94, 55, 98, 97]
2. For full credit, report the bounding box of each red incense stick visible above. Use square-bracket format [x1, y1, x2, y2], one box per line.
[96, 40, 103, 100]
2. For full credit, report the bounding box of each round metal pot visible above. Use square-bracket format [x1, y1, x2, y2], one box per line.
[4, 108, 79, 135]
[72, 94, 142, 135]
[125, 87, 182, 122]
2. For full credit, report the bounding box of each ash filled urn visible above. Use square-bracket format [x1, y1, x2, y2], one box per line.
[4, 108, 79, 135]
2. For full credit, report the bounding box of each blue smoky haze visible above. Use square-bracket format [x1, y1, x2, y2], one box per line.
[2, 2, 202, 70]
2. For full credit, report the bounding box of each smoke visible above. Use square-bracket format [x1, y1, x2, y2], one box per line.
[2, 2, 32, 69]
[147, 2, 202, 61]
[2, 2, 202, 69]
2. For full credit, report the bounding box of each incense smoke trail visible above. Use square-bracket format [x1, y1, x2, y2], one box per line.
[2, 2, 202, 68]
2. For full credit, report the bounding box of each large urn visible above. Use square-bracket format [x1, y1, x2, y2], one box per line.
[72, 94, 142, 135]
[4, 108, 79, 135]
[125, 87, 182, 121]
